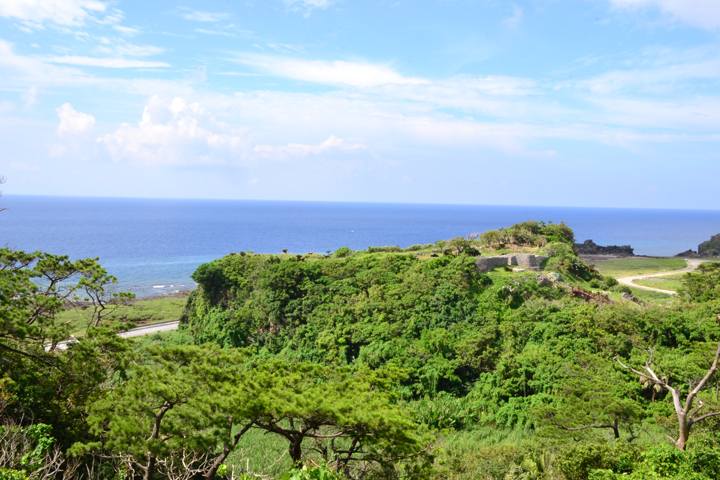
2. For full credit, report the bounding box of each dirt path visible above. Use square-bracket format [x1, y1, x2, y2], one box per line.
[616, 259, 708, 295]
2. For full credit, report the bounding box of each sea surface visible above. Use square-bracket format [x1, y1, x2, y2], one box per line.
[2, 195, 719, 297]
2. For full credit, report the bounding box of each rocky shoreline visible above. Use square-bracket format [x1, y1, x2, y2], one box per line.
[675, 233, 720, 258]
[574, 239, 634, 256]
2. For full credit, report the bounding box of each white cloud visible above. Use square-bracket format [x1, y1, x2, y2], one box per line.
[101, 96, 251, 165]
[180, 8, 230, 22]
[113, 25, 140, 35]
[195, 28, 236, 37]
[56, 103, 94, 135]
[22, 85, 38, 108]
[99, 43, 165, 57]
[254, 135, 366, 159]
[501, 6, 523, 30]
[0, 0, 107, 27]
[284, 0, 335, 16]
[46, 55, 170, 68]
[607, 0, 720, 29]
[233, 54, 428, 88]
[571, 46, 720, 94]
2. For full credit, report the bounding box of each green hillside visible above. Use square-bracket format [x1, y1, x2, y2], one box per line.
[5, 223, 720, 480]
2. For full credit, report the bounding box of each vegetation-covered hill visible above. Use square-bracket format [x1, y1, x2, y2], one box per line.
[4, 221, 720, 480]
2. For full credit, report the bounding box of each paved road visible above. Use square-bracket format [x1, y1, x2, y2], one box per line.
[48, 320, 180, 350]
[118, 320, 180, 338]
[616, 259, 708, 295]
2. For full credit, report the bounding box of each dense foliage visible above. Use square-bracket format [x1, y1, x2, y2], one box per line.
[5, 210, 720, 480]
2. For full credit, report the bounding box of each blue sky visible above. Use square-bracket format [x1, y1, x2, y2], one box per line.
[1, 0, 719, 208]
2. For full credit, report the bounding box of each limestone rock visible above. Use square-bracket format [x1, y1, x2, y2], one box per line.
[574, 239, 634, 256]
[674, 233, 720, 258]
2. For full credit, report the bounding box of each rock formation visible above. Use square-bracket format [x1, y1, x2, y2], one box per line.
[574, 239, 634, 256]
[675, 233, 720, 258]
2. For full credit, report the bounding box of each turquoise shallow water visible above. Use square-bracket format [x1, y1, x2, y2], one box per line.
[2, 195, 719, 297]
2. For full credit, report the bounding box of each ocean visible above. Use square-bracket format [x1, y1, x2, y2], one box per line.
[2, 195, 719, 297]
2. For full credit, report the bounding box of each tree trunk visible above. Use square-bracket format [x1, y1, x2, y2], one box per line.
[612, 420, 620, 440]
[676, 415, 690, 451]
[143, 456, 156, 480]
[289, 435, 303, 465]
[204, 422, 254, 480]
[144, 402, 172, 480]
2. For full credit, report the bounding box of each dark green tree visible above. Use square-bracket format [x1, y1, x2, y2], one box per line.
[533, 353, 643, 441]
[679, 262, 720, 302]
[73, 345, 254, 480]
[247, 362, 433, 478]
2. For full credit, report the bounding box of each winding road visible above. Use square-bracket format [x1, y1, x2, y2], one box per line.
[48, 320, 180, 351]
[616, 259, 708, 295]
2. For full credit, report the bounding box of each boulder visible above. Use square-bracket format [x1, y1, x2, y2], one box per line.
[535, 274, 552, 287]
[547, 272, 562, 282]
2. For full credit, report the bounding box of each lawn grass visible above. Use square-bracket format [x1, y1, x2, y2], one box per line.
[57, 294, 189, 335]
[593, 257, 686, 278]
[633, 273, 685, 292]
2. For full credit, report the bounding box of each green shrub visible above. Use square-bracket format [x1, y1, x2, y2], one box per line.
[412, 392, 478, 430]
[679, 263, 720, 302]
[190, 261, 227, 303]
[280, 465, 345, 480]
[603, 276, 619, 288]
[555, 442, 637, 480]
[334, 246, 351, 258]
[612, 285, 632, 294]
[0, 469, 29, 480]
[367, 245, 402, 253]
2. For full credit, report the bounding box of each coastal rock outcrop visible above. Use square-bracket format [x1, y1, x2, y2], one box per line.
[675, 233, 720, 258]
[574, 239, 634, 256]
[475, 254, 548, 273]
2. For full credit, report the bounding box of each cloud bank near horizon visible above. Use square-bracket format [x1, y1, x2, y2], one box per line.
[1, 0, 719, 208]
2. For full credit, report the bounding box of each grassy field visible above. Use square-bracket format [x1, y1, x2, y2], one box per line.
[57, 294, 188, 335]
[593, 257, 686, 278]
[633, 273, 685, 292]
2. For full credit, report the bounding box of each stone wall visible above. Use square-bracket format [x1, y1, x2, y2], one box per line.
[475, 254, 548, 273]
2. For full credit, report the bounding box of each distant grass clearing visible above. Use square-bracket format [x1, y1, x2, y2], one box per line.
[593, 257, 686, 278]
[57, 294, 188, 335]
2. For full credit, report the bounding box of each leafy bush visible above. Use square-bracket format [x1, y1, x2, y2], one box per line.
[555, 442, 637, 480]
[679, 262, 720, 302]
[280, 465, 345, 480]
[190, 261, 228, 303]
[367, 245, 402, 253]
[412, 392, 478, 430]
[334, 246, 351, 258]
[603, 276, 619, 288]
